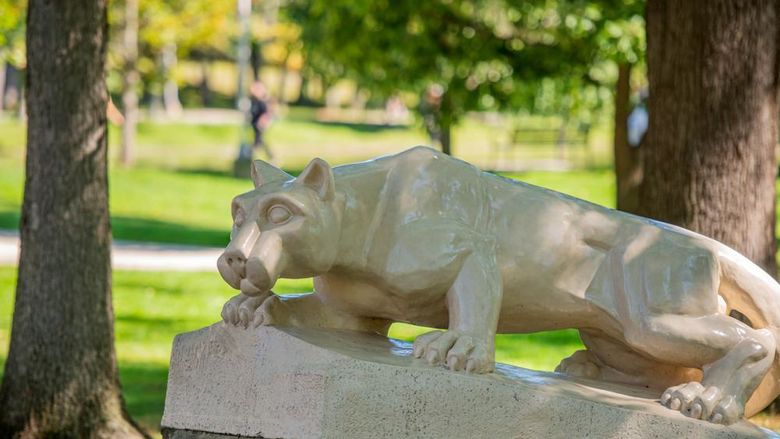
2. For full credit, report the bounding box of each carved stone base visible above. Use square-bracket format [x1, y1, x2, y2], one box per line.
[162, 324, 779, 438]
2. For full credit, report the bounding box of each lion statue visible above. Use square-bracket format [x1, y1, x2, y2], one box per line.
[217, 146, 780, 425]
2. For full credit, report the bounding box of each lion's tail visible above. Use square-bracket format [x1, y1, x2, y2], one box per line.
[717, 245, 780, 416]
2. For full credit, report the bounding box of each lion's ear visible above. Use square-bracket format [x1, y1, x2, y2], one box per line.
[251, 160, 292, 188]
[296, 158, 335, 201]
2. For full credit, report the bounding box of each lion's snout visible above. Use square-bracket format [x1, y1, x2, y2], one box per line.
[217, 251, 242, 289]
[218, 249, 275, 296]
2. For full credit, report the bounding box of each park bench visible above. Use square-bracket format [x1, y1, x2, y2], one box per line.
[492, 121, 592, 171]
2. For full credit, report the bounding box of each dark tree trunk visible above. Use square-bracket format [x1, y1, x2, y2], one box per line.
[294, 71, 311, 106]
[121, 0, 139, 167]
[199, 61, 212, 107]
[250, 39, 263, 81]
[438, 91, 454, 155]
[614, 63, 642, 214]
[639, 0, 779, 276]
[440, 119, 452, 155]
[0, 0, 147, 437]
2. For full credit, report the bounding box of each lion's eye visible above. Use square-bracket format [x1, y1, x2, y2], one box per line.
[267, 205, 292, 224]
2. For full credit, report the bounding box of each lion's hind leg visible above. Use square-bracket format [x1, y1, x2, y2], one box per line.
[618, 312, 775, 424]
[555, 330, 699, 389]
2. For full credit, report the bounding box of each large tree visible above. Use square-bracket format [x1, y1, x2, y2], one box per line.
[638, 0, 779, 275]
[0, 0, 146, 437]
[288, 0, 642, 155]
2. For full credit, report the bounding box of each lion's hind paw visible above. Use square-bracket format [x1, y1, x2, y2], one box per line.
[660, 382, 741, 424]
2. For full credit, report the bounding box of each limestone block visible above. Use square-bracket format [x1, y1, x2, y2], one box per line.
[162, 323, 779, 439]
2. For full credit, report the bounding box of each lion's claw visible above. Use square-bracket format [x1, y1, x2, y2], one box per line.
[413, 330, 494, 373]
[221, 293, 272, 327]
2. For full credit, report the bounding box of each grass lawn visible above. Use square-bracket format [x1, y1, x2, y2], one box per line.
[0, 113, 615, 247]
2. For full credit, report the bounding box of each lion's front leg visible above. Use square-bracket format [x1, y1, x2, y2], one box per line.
[413, 250, 502, 373]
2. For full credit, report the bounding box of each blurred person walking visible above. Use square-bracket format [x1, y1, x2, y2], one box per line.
[249, 81, 275, 162]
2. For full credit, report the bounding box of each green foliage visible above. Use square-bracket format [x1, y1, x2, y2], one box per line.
[0, 0, 26, 65]
[286, 0, 645, 124]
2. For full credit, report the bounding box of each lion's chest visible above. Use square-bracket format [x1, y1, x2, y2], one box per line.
[314, 272, 450, 327]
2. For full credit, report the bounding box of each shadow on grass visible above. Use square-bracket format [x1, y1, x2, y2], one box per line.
[111, 216, 229, 248]
[309, 119, 410, 133]
[0, 210, 19, 230]
[174, 166, 305, 180]
[0, 210, 229, 247]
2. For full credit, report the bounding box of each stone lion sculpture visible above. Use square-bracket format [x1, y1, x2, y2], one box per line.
[217, 146, 780, 425]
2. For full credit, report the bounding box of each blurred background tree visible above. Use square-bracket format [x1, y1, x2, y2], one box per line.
[285, 0, 644, 155]
[0, 0, 27, 118]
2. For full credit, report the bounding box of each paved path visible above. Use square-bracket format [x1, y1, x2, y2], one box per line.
[0, 230, 223, 271]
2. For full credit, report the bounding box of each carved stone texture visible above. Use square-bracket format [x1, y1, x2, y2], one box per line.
[162, 324, 778, 439]
[216, 147, 780, 425]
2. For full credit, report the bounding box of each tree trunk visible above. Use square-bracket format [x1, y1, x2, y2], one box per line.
[162, 43, 182, 117]
[0, 57, 6, 114]
[199, 60, 211, 107]
[250, 39, 263, 81]
[18, 69, 26, 121]
[614, 63, 642, 214]
[438, 91, 454, 155]
[121, 0, 139, 167]
[440, 120, 452, 155]
[0, 0, 147, 437]
[639, 0, 778, 275]
[294, 71, 310, 105]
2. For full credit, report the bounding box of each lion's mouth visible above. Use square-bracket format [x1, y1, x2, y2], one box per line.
[239, 278, 266, 296]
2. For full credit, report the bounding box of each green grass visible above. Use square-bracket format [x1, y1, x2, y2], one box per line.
[0, 113, 615, 247]
[0, 267, 582, 436]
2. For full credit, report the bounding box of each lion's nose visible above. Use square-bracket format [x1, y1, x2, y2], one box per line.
[223, 249, 247, 277]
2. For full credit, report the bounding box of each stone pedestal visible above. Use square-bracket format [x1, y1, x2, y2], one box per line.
[162, 323, 779, 438]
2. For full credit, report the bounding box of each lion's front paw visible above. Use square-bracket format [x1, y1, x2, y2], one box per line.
[221, 293, 271, 328]
[250, 294, 287, 328]
[660, 382, 742, 425]
[412, 330, 494, 373]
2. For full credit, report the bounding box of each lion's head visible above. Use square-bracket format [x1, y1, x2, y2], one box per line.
[217, 158, 342, 296]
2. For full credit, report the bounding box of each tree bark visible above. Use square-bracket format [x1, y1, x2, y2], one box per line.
[250, 39, 263, 81]
[0, 0, 147, 437]
[438, 91, 454, 155]
[639, 0, 778, 275]
[121, 0, 139, 167]
[162, 43, 182, 117]
[614, 63, 642, 214]
[440, 119, 452, 155]
[199, 61, 212, 107]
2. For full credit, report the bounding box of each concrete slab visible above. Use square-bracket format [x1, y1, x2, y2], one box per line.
[162, 323, 779, 438]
